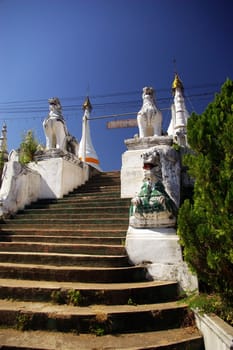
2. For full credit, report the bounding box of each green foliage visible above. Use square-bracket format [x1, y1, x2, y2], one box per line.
[0, 151, 5, 171]
[19, 130, 38, 164]
[67, 289, 84, 306]
[0, 151, 5, 186]
[172, 142, 181, 151]
[178, 79, 233, 303]
[183, 293, 233, 326]
[16, 313, 32, 331]
[127, 297, 137, 306]
[89, 312, 111, 336]
[50, 290, 65, 304]
[89, 324, 106, 336]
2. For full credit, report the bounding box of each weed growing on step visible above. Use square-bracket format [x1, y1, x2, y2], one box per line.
[50, 290, 66, 304]
[67, 290, 84, 306]
[89, 312, 112, 336]
[121, 238, 125, 246]
[51, 289, 87, 306]
[127, 297, 137, 306]
[16, 313, 32, 331]
[89, 324, 105, 336]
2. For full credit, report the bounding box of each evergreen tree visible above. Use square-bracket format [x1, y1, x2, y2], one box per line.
[19, 130, 38, 164]
[177, 79, 233, 302]
[0, 151, 5, 186]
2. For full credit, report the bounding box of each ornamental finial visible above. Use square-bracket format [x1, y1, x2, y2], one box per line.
[82, 96, 92, 111]
[172, 73, 184, 95]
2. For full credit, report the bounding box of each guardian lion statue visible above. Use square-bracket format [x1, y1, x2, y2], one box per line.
[130, 149, 177, 228]
[43, 97, 79, 155]
[137, 87, 162, 138]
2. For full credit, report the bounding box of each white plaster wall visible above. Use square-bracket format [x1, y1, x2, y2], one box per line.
[0, 161, 41, 216]
[0, 156, 90, 218]
[61, 160, 89, 196]
[28, 158, 89, 199]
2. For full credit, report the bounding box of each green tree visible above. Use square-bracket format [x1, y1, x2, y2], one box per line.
[0, 151, 5, 186]
[177, 79, 233, 302]
[19, 130, 38, 164]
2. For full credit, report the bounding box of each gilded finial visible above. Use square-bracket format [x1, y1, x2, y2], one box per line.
[172, 73, 184, 95]
[82, 96, 93, 111]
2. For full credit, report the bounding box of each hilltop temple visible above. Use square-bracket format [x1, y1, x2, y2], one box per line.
[0, 73, 196, 292]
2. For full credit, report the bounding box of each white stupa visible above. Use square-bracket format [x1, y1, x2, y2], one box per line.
[0, 123, 8, 161]
[78, 97, 102, 171]
[167, 73, 190, 145]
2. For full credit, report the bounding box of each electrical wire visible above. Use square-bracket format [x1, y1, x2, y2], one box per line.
[0, 92, 216, 115]
[0, 81, 220, 124]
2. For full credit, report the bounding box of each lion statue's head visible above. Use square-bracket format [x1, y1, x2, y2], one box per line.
[142, 86, 155, 102]
[48, 97, 62, 113]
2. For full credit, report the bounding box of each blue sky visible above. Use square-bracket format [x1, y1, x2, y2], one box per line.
[0, 0, 232, 170]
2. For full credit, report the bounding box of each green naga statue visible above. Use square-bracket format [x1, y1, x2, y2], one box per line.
[130, 150, 177, 227]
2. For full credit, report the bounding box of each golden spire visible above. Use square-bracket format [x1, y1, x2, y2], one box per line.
[172, 73, 184, 95]
[82, 96, 93, 111]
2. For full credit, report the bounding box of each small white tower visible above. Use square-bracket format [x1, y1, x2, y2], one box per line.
[78, 97, 101, 171]
[167, 74, 190, 145]
[0, 123, 8, 161]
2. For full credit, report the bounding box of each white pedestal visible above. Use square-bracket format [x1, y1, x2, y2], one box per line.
[126, 226, 198, 293]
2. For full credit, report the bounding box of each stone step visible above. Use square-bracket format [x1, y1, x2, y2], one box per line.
[0, 235, 124, 245]
[3, 217, 129, 225]
[79, 175, 120, 182]
[1, 221, 128, 230]
[0, 299, 193, 334]
[20, 205, 130, 215]
[27, 195, 125, 210]
[0, 242, 126, 255]
[79, 175, 121, 184]
[73, 175, 121, 185]
[78, 176, 121, 183]
[68, 184, 120, 194]
[0, 327, 204, 350]
[0, 279, 179, 305]
[73, 183, 120, 190]
[0, 228, 126, 238]
[28, 198, 130, 208]
[59, 191, 123, 199]
[0, 251, 129, 267]
[14, 211, 129, 220]
[0, 263, 146, 282]
[75, 185, 121, 193]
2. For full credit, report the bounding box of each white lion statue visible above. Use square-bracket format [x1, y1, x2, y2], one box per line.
[137, 87, 162, 138]
[43, 97, 79, 155]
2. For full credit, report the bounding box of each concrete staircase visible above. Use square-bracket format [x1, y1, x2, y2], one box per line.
[0, 171, 204, 349]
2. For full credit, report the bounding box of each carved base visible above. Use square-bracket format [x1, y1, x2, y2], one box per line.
[129, 211, 176, 228]
[34, 149, 65, 160]
[34, 149, 81, 165]
[124, 135, 173, 151]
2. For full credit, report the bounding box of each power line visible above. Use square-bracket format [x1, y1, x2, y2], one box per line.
[0, 92, 216, 116]
[0, 82, 221, 107]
